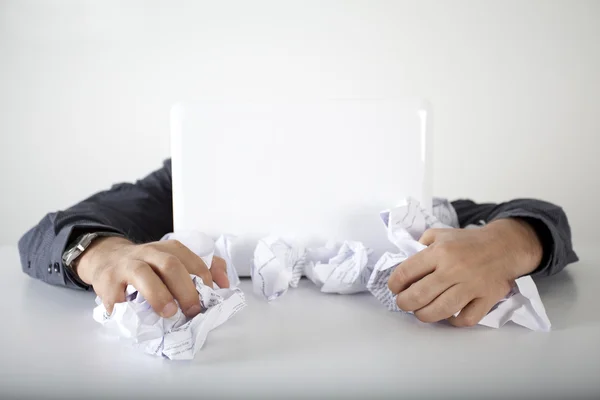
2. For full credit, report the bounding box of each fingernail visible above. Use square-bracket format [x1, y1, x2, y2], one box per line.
[103, 305, 113, 320]
[184, 304, 202, 318]
[161, 301, 178, 317]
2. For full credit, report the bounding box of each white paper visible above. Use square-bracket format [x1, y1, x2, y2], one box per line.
[431, 197, 460, 228]
[92, 275, 246, 360]
[214, 234, 241, 287]
[369, 197, 551, 331]
[366, 251, 413, 311]
[305, 241, 377, 294]
[380, 197, 447, 245]
[161, 231, 241, 288]
[252, 236, 306, 301]
[158, 199, 551, 331]
[161, 231, 216, 271]
[478, 276, 551, 331]
[303, 241, 341, 285]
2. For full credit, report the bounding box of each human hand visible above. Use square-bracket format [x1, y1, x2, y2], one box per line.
[387, 219, 543, 327]
[76, 237, 230, 318]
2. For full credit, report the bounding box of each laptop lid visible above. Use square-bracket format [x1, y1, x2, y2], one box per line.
[171, 99, 433, 276]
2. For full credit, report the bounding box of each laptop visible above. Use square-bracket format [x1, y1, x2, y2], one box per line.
[170, 98, 433, 276]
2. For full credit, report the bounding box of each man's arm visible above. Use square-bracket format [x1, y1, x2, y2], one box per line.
[451, 198, 579, 277]
[18, 159, 174, 290]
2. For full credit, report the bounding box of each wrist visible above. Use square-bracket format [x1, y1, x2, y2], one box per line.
[483, 218, 543, 278]
[76, 236, 133, 285]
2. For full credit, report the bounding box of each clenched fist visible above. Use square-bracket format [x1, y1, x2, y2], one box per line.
[388, 218, 543, 327]
[75, 237, 230, 318]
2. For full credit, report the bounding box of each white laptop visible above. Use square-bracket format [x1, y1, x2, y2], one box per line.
[170, 99, 433, 276]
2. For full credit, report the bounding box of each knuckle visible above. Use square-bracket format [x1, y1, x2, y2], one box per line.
[391, 267, 409, 286]
[168, 239, 185, 250]
[129, 262, 150, 278]
[140, 242, 158, 252]
[160, 255, 184, 274]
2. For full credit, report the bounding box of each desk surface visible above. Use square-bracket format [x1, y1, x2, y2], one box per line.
[1, 245, 599, 399]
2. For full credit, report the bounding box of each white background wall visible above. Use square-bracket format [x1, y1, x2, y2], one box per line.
[1, 0, 598, 246]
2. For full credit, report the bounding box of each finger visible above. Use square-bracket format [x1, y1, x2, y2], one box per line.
[125, 260, 178, 318]
[419, 228, 441, 246]
[388, 249, 436, 294]
[448, 296, 498, 327]
[92, 268, 127, 316]
[141, 249, 202, 318]
[413, 283, 474, 323]
[157, 240, 214, 287]
[395, 270, 456, 312]
[210, 256, 230, 288]
[99, 282, 127, 316]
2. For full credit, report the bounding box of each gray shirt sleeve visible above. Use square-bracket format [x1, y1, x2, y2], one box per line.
[18, 160, 174, 290]
[451, 199, 579, 277]
[18, 158, 577, 289]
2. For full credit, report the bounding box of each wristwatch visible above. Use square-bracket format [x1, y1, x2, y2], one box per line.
[62, 232, 125, 286]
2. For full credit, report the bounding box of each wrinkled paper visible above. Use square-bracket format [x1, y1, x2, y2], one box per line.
[93, 232, 246, 360]
[214, 234, 241, 287]
[367, 197, 551, 332]
[92, 275, 246, 360]
[161, 231, 241, 288]
[304, 241, 377, 294]
[161, 231, 216, 269]
[252, 236, 306, 301]
[110, 195, 551, 333]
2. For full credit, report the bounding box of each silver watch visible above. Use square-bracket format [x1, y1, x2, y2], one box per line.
[62, 232, 124, 268]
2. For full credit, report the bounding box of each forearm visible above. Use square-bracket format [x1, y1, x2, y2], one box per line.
[18, 160, 174, 289]
[451, 198, 579, 277]
[18, 212, 126, 290]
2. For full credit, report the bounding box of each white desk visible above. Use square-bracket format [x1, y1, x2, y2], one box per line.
[1, 245, 599, 399]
